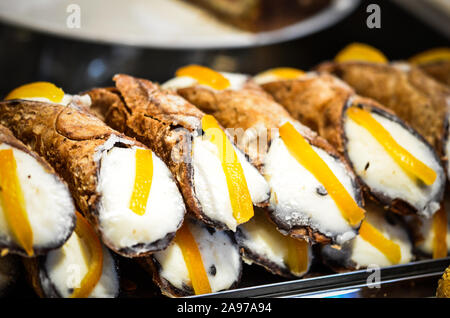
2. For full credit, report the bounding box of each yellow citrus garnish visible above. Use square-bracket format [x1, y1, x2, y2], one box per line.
[176, 65, 230, 90]
[279, 122, 365, 227]
[0, 149, 34, 256]
[174, 222, 212, 295]
[257, 67, 305, 80]
[409, 48, 450, 65]
[432, 204, 448, 259]
[359, 221, 401, 264]
[129, 149, 153, 216]
[202, 115, 254, 224]
[335, 43, 388, 64]
[5, 81, 64, 103]
[346, 107, 437, 186]
[286, 237, 309, 275]
[70, 211, 104, 298]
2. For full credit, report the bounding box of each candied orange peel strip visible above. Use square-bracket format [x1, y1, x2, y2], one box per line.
[5, 81, 64, 103]
[359, 221, 401, 264]
[409, 48, 450, 65]
[347, 107, 437, 186]
[335, 43, 388, 64]
[202, 115, 254, 224]
[175, 222, 212, 295]
[279, 122, 364, 226]
[286, 237, 309, 275]
[432, 204, 448, 259]
[176, 65, 230, 90]
[70, 211, 104, 298]
[257, 67, 305, 80]
[0, 149, 34, 256]
[129, 149, 153, 216]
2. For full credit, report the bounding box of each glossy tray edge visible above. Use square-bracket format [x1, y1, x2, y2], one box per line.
[193, 257, 450, 298]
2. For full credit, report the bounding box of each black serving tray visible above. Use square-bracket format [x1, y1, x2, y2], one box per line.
[196, 258, 450, 298]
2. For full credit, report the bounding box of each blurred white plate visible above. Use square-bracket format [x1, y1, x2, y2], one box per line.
[0, 0, 360, 49]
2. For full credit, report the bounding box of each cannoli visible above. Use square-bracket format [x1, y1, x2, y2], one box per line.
[86, 74, 270, 232]
[405, 192, 450, 259]
[320, 200, 413, 271]
[409, 48, 450, 86]
[0, 255, 19, 297]
[0, 124, 75, 257]
[23, 212, 119, 298]
[257, 70, 445, 218]
[235, 207, 311, 278]
[164, 65, 365, 245]
[140, 217, 242, 297]
[0, 82, 186, 257]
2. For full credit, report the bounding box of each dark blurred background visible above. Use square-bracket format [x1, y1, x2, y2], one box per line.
[0, 0, 449, 98]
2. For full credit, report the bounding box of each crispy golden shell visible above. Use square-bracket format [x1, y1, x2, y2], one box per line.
[419, 60, 450, 87]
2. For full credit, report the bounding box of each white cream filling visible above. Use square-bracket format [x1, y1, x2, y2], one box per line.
[0, 144, 75, 248]
[238, 209, 311, 276]
[253, 71, 317, 85]
[220, 72, 249, 90]
[161, 76, 198, 90]
[345, 111, 444, 217]
[153, 220, 241, 293]
[97, 147, 185, 251]
[45, 232, 119, 298]
[264, 135, 358, 244]
[192, 136, 269, 231]
[350, 203, 413, 269]
[253, 73, 284, 85]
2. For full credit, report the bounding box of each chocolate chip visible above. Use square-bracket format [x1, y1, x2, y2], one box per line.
[209, 265, 217, 276]
[206, 227, 216, 235]
[316, 185, 327, 196]
[364, 162, 370, 171]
